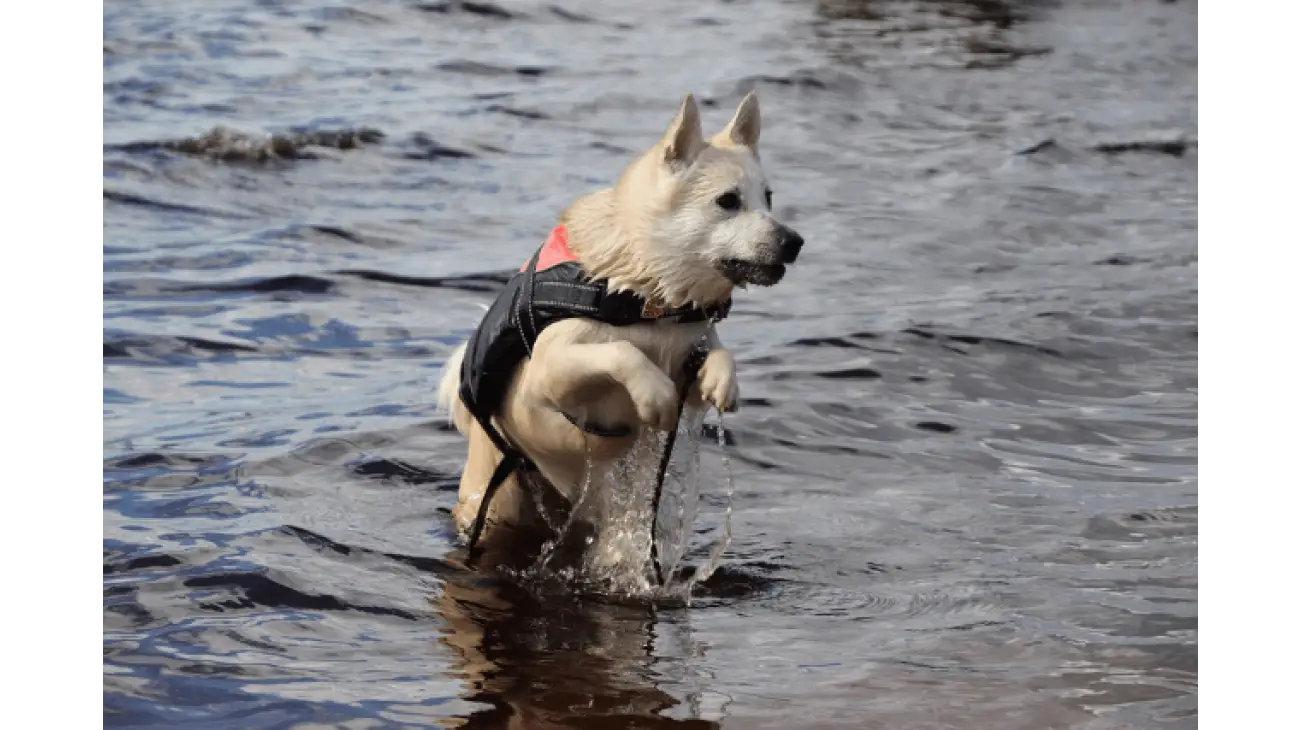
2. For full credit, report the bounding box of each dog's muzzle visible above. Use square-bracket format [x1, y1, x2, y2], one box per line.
[717, 224, 804, 287]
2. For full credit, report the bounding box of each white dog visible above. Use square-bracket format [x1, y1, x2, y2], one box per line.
[436, 92, 803, 579]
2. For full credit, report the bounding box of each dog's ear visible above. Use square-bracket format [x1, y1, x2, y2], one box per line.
[714, 91, 761, 150]
[661, 93, 704, 166]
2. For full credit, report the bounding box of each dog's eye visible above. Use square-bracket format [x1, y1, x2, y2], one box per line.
[764, 188, 773, 209]
[715, 191, 742, 212]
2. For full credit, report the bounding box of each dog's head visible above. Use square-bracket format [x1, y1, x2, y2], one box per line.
[606, 92, 804, 306]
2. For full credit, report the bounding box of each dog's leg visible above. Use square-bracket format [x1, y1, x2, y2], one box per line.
[690, 328, 739, 413]
[527, 341, 680, 432]
[452, 418, 528, 534]
[695, 347, 739, 412]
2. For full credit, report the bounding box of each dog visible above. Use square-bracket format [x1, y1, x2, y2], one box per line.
[436, 91, 803, 581]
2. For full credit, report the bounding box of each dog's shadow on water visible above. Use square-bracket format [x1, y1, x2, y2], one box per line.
[432, 553, 748, 729]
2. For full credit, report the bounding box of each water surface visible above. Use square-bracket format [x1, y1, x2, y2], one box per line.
[104, 1, 1198, 727]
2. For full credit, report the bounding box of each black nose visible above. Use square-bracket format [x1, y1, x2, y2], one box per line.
[777, 226, 804, 264]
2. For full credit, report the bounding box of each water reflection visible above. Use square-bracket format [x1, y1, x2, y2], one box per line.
[436, 569, 720, 729]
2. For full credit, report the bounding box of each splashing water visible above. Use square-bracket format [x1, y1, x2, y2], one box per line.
[579, 430, 664, 594]
[687, 408, 736, 594]
[529, 435, 596, 577]
[505, 327, 740, 600]
[655, 405, 707, 587]
[515, 403, 737, 601]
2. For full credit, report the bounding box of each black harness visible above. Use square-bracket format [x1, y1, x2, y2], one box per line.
[457, 227, 730, 584]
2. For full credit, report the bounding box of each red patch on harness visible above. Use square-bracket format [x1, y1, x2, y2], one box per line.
[523, 225, 578, 272]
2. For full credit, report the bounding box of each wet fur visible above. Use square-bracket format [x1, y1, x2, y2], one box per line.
[436, 92, 800, 573]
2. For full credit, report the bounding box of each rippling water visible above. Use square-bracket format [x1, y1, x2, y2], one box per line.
[103, 0, 1197, 727]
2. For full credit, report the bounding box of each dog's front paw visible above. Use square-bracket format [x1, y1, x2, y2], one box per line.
[626, 368, 680, 432]
[697, 348, 739, 413]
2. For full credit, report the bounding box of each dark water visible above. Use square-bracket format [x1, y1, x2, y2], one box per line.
[104, 0, 1197, 727]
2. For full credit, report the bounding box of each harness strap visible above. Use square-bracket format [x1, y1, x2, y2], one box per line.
[462, 406, 535, 561]
[528, 275, 732, 327]
[464, 449, 522, 561]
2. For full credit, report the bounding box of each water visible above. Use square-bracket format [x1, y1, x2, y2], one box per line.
[103, 0, 1197, 727]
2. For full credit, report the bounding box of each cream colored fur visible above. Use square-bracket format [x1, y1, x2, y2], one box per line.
[435, 92, 799, 571]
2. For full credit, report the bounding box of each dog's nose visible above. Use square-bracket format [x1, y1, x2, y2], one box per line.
[777, 226, 804, 264]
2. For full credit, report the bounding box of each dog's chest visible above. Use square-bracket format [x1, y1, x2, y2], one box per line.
[602, 320, 709, 372]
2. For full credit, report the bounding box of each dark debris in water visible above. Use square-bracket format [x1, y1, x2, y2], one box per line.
[1017, 136, 1195, 159]
[113, 126, 385, 163]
